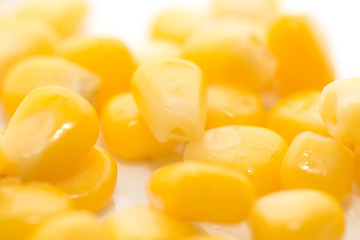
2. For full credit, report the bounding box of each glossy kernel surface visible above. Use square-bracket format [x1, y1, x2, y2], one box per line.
[146, 162, 256, 223]
[266, 90, 328, 143]
[206, 84, 265, 129]
[250, 189, 344, 240]
[131, 57, 206, 142]
[0, 86, 99, 182]
[281, 132, 354, 200]
[319, 77, 360, 144]
[184, 125, 287, 196]
[100, 93, 178, 160]
[56, 146, 117, 211]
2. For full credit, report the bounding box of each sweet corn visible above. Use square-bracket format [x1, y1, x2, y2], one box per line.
[268, 15, 334, 94]
[206, 84, 265, 129]
[131, 58, 206, 142]
[0, 86, 99, 182]
[250, 189, 344, 240]
[18, 0, 87, 37]
[184, 235, 229, 240]
[1, 56, 100, 116]
[100, 93, 178, 160]
[152, 10, 208, 43]
[184, 126, 287, 196]
[212, 0, 277, 23]
[266, 90, 328, 143]
[183, 21, 276, 91]
[0, 20, 57, 80]
[281, 132, 354, 201]
[0, 182, 72, 240]
[134, 40, 182, 65]
[30, 211, 103, 240]
[104, 206, 195, 240]
[319, 77, 360, 144]
[354, 145, 360, 189]
[58, 37, 136, 109]
[146, 162, 256, 223]
[56, 146, 117, 211]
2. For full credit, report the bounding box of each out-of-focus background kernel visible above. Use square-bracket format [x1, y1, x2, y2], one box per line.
[1, 0, 360, 79]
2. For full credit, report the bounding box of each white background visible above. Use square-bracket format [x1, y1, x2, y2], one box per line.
[2, 1, 360, 239]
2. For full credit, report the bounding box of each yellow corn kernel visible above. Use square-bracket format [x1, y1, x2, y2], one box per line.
[266, 90, 328, 143]
[18, 0, 87, 37]
[56, 146, 117, 211]
[30, 211, 103, 240]
[1, 56, 100, 116]
[212, 0, 277, 23]
[0, 20, 57, 80]
[152, 9, 208, 43]
[354, 145, 360, 189]
[104, 206, 195, 240]
[281, 132, 354, 201]
[146, 162, 255, 223]
[206, 84, 265, 129]
[250, 189, 344, 240]
[268, 16, 334, 94]
[183, 22, 276, 91]
[134, 40, 182, 65]
[184, 235, 229, 240]
[0, 182, 72, 240]
[100, 93, 178, 160]
[319, 77, 360, 144]
[131, 58, 206, 142]
[0, 86, 99, 182]
[184, 126, 287, 196]
[58, 37, 136, 110]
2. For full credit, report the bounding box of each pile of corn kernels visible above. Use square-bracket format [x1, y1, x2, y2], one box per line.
[0, 0, 358, 239]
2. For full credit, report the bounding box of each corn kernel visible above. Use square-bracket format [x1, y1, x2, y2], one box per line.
[134, 40, 182, 65]
[184, 126, 287, 196]
[131, 58, 206, 142]
[319, 77, 360, 144]
[250, 189, 344, 240]
[56, 146, 117, 211]
[183, 22, 276, 91]
[0, 86, 99, 182]
[152, 9, 208, 43]
[212, 0, 277, 23]
[58, 37, 136, 110]
[206, 84, 265, 129]
[268, 15, 334, 94]
[18, 0, 87, 37]
[100, 93, 178, 160]
[146, 162, 255, 223]
[266, 90, 328, 143]
[30, 211, 103, 240]
[0, 20, 57, 80]
[184, 235, 229, 240]
[104, 206, 195, 240]
[0, 182, 72, 240]
[354, 145, 360, 189]
[281, 132, 354, 201]
[1, 56, 100, 116]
